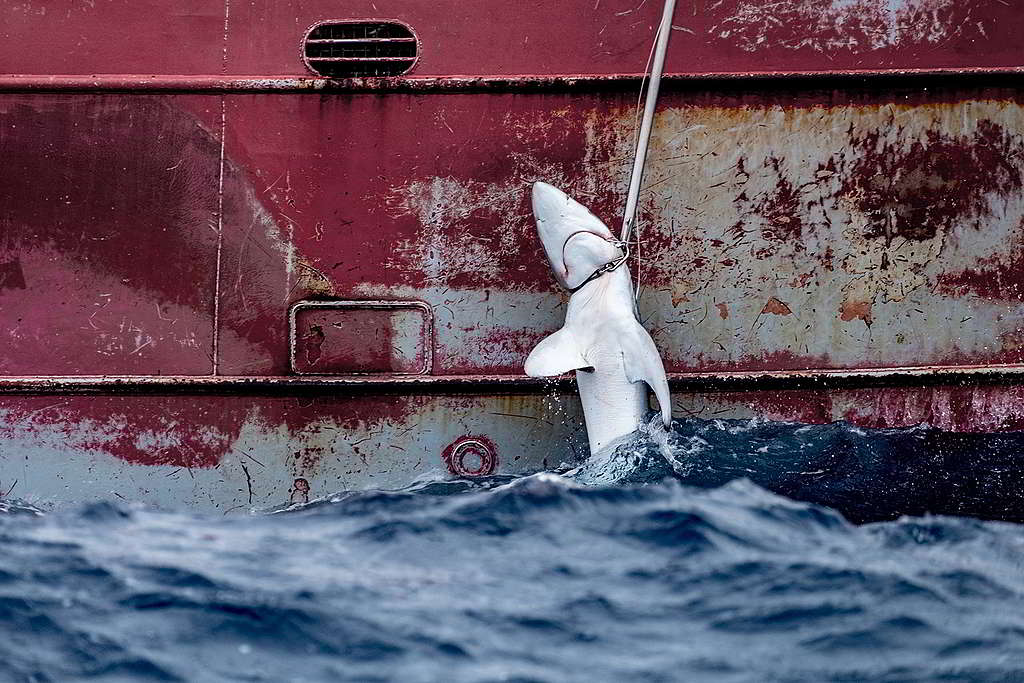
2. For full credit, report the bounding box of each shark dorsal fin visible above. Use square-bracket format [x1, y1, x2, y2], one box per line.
[619, 321, 673, 428]
[524, 327, 590, 377]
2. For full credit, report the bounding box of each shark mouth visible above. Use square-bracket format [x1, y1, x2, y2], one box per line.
[561, 231, 631, 293]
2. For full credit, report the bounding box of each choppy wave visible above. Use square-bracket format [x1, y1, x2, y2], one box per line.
[1, 418, 1024, 682]
[575, 415, 1024, 523]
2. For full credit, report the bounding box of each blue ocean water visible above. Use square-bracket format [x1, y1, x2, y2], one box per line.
[2, 417, 1024, 682]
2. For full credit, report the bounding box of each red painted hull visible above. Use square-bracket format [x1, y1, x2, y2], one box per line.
[2, 0, 1024, 508]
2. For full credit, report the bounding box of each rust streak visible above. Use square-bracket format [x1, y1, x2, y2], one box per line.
[839, 299, 873, 324]
[761, 297, 792, 316]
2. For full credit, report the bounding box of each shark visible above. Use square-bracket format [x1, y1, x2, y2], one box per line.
[525, 181, 672, 454]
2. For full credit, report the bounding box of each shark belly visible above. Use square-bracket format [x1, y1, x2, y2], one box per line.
[575, 347, 648, 454]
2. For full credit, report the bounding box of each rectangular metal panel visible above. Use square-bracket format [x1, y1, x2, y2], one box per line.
[0, 94, 220, 375]
[0, 392, 585, 510]
[4, 84, 1022, 381]
[290, 300, 432, 374]
[2, 378, 1023, 510]
[225, 0, 1024, 77]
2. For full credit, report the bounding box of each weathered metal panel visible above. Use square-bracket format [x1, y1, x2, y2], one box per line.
[211, 84, 1024, 378]
[674, 383, 1024, 433]
[0, 95, 221, 375]
[2, 379, 1023, 510]
[290, 300, 432, 374]
[0, 393, 586, 511]
[4, 84, 1024, 382]
[636, 89, 1024, 373]
[3, 1, 1021, 77]
[3, 0, 1024, 509]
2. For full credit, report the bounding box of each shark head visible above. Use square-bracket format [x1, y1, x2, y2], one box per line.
[531, 181, 624, 290]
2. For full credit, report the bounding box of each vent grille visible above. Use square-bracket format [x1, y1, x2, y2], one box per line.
[303, 21, 418, 78]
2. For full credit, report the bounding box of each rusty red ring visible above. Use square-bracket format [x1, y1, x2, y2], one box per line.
[442, 436, 498, 477]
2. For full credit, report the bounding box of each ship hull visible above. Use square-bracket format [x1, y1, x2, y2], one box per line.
[3, 1, 1024, 508]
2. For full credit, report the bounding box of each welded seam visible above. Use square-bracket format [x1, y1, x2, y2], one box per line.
[212, 103, 226, 376]
[4, 363, 1024, 395]
[0, 67, 1021, 93]
[211, 0, 231, 375]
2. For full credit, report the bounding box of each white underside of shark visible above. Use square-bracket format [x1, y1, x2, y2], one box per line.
[525, 182, 671, 454]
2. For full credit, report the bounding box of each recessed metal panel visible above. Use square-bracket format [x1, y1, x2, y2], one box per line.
[289, 300, 432, 375]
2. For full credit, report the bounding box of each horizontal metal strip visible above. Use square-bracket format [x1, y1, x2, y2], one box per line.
[0, 67, 1021, 93]
[306, 57, 417, 62]
[306, 38, 417, 43]
[1, 363, 1023, 396]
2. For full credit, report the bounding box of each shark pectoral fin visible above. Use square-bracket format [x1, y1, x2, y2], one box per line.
[620, 324, 673, 428]
[525, 328, 589, 377]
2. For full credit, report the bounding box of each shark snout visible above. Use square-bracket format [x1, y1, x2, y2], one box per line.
[531, 182, 619, 290]
[531, 182, 573, 228]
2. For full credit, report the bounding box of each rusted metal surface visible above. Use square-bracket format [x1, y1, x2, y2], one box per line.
[3, 0, 1024, 508]
[1, 380, 1022, 510]
[205, 85, 1024, 379]
[4, 91, 1024, 383]
[301, 20, 421, 79]
[6, 362, 1024, 395]
[442, 436, 500, 478]
[674, 384, 1024, 433]
[1, 70, 1023, 94]
[0, 394, 584, 511]
[289, 300, 433, 374]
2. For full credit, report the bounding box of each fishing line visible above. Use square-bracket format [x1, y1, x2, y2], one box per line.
[631, 20, 660, 299]
[631, 28, 658, 153]
[622, 0, 677, 300]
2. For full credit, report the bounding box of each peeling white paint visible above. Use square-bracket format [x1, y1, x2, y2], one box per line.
[382, 98, 1024, 372]
[711, 0, 977, 53]
[0, 396, 584, 511]
[638, 99, 1024, 369]
[384, 109, 624, 289]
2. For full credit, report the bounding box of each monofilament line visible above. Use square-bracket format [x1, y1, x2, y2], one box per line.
[620, 0, 678, 298]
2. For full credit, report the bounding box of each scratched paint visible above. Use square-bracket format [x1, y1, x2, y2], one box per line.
[673, 383, 1024, 433]
[711, 0, 978, 53]
[4, 89, 1024, 390]
[344, 91, 1024, 374]
[0, 96, 221, 375]
[46, 86, 1011, 384]
[636, 96, 1024, 373]
[0, 394, 585, 510]
[4, 380, 1024, 509]
[3, 1, 1024, 509]
[6, 0, 1020, 77]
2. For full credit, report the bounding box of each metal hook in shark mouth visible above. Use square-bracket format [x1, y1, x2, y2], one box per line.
[560, 231, 632, 293]
[525, 181, 672, 454]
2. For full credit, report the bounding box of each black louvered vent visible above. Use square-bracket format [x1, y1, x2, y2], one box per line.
[303, 21, 418, 78]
